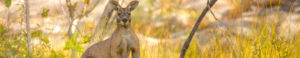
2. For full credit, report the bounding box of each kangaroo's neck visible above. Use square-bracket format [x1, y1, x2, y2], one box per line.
[116, 23, 131, 29]
[115, 25, 132, 33]
[112, 25, 134, 39]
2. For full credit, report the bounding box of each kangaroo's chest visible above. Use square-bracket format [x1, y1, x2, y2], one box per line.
[118, 30, 135, 40]
[119, 32, 134, 46]
[117, 31, 134, 57]
[121, 33, 132, 39]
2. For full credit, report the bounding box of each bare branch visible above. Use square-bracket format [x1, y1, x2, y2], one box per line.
[6, 8, 10, 27]
[76, 0, 101, 19]
[179, 0, 218, 58]
[207, 0, 218, 21]
[24, 0, 32, 57]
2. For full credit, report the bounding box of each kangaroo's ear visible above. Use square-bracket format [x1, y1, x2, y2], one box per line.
[110, 0, 120, 10]
[127, 1, 139, 11]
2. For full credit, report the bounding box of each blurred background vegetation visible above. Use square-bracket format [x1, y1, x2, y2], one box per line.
[0, 0, 300, 58]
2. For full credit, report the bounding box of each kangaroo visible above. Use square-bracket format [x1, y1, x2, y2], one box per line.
[81, 1, 140, 58]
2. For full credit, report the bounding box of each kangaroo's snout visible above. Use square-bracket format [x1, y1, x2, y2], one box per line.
[122, 18, 128, 23]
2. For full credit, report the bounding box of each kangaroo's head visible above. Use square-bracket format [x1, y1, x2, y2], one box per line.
[110, 1, 139, 28]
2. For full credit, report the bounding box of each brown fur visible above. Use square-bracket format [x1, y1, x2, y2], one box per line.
[81, 1, 140, 58]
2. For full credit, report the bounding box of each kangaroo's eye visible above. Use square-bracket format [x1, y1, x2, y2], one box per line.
[128, 13, 131, 16]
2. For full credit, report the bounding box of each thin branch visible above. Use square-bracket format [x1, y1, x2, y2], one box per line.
[76, 0, 101, 19]
[6, 8, 10, 27]
[24, 0, 32, 57]
[207, 0, 218, 21]
[179, 0, 218, 58]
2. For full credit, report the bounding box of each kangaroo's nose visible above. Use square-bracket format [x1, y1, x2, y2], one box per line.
[122, 19, 128, 22]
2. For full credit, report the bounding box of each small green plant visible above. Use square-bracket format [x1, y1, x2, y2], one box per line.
[41, 8, 50, 18]
[5, 0, 11, 8]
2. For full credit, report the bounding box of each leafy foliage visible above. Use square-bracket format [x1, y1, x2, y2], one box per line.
[0, 25, 5, 36]
[41, 8, 50, 18]
[5, 0, 11, 7]
[65, 32, 84, 52]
